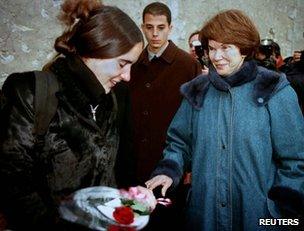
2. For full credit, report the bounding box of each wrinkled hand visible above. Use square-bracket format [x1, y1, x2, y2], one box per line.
[293, 51, 302, 63]
[134, 186, 157, 211]
[145, 175, 173, 197]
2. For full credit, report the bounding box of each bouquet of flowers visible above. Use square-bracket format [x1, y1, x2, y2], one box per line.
[93, 187, 153, 230]
[59, 186, 149, 231]
[59, 186, 172, 231]
[110, 187, 172, 229]
[118, 187, 152, 216]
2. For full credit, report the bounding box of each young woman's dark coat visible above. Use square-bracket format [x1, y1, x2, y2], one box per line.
[0, 55, 135, 230]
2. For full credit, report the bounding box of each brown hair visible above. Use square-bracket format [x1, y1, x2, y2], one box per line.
[54, 0, 143, 59]
[142, 2, 171, 24]
[200, 9, 260, 59]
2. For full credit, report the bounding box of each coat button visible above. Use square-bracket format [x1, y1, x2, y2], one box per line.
[257, 97, 264, 103]
[221, 202, 226, 207]
[222, 145, 226, 149]
[145, 83, 151, 88]
[141, 138, 147, 143]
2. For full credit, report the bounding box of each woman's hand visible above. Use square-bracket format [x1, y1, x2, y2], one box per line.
[292, 51, 302, 63]
[145, 175, 173, 197]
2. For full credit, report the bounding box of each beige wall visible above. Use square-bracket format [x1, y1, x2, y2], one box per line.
[0, 0, 303, 86]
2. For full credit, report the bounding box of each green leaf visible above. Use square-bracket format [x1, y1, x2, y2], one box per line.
[121, 199, 134, 207]
[131, 202, 150, 215]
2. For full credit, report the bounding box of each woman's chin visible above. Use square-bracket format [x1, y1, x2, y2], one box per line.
[104, 86, 111, 94]
[216, 69, 229, 76]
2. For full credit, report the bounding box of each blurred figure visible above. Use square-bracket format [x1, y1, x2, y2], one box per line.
[188, 31, 200, 58]
[188, 31, 209, 75]
[255, 38, 277, 71]
[280, 50, 304, 114]
[291, 50, 304, 63]
[272, 41, 285, 69]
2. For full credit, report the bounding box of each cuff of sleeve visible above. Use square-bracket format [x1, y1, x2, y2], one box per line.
[150, 159, 183, 188]
[268, 186, 304, 215]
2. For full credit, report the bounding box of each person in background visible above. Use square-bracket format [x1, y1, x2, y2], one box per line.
[272, 41, 285, 69]
[280, 50, 304, 114]
[188, 30, 200, 59]
[188, 30, 209, 75]
[130, 1, 201, 191]
[146, 9, 304, 230]
[0, 0, 156, 230]
[292, 50, 304, 63]
[129, 2, 201, 230]
[255, 38, 277, 71]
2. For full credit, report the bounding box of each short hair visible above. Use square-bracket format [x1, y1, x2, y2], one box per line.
[200, 9, 260, 59]
[54, 0, 143, 59]
[188, 30, 200, 45]
[272, 41, 281, 57]
[142, 2, 171, 24]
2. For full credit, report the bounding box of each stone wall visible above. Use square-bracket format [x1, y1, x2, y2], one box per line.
[0, 0, 303, 85]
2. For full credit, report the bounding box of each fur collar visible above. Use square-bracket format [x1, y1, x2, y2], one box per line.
[181, 61, 289, 109]
[50, 56, 113, 112]
[49, 56, 117, 133]
[180, 75, 210, 110]
[253, 67, 288, 106]
[209, 60, 258, 92]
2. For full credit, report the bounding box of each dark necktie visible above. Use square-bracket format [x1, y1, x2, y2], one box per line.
[151, 55, 158, 62]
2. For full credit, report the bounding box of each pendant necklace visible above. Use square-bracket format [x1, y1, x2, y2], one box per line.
[90, 104, 99, 121]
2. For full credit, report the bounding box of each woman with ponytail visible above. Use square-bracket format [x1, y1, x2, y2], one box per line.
[0, 0, 154, 230]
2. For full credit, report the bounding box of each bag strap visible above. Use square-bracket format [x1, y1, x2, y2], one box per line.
[33, 71, 59, 136]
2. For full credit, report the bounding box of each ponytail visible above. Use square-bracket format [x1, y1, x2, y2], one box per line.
[54, 0, 103, 56]
[54, 0, 143, 59]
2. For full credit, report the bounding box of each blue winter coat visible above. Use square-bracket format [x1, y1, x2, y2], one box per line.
[152, 61, 304, 231]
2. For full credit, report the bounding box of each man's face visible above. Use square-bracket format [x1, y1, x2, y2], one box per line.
[141, 13, 172, 53]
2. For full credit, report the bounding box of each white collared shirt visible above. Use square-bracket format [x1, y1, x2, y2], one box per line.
[147, 41, 169, 61]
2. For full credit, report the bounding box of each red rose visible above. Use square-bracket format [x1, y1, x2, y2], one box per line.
[107, 225, 136, 231]
[113, 206, 134, 225]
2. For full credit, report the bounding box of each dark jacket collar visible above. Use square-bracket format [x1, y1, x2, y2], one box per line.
[181, 60, 286, 109]
[50, 55, 111, 111]
[208, 60, 258, 92]
[66, 55, 105, 102]
[137, 40, 178, 66]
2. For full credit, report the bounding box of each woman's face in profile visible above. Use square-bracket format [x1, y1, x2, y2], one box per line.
[208, 39, 245, 76]
[82, 42, 143, 93]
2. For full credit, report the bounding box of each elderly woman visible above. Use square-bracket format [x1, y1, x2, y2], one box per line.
[146, 9, 304, 231]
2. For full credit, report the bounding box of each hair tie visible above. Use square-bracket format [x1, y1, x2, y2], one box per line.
[71, 18, 81, 28]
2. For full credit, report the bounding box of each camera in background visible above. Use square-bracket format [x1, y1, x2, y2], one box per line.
[191, 40, 209, 68]
[255, 38, 277, 71]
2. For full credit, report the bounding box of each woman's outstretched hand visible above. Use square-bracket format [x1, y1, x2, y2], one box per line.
[145, 175, 173, 197]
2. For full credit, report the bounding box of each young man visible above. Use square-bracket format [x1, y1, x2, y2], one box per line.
[129, 3, 201, 230]
[129, 2, 201, 185]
